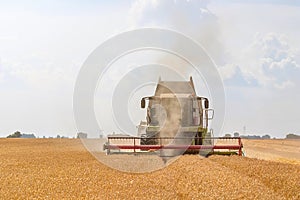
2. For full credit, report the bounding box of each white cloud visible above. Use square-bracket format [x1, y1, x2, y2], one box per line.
[220, 32, 300, 89]
[0, 57, 4, 82]
[274, 80, 294, 90]
[205, 2, 300, 137]
[0, 2, 129, 137]
[130, 1, 300, 91]
[218, 63, 238, 80]
[129, 0, 212, 28]
[0, 54, 78, 91]
[129, 0, 224, 65]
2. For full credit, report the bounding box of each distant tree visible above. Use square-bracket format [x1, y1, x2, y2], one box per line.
[21, 133, 36, 138]
[240, 135, 261, 139]
[77, 132, 87, 139]
[7, 131, 22, 138]
[286, 133, 300, 139]
[234, 132, 239, 137]
[224, 133, 231, 137]
[262, 134, 271, 139]
[57, 135, 61, 139]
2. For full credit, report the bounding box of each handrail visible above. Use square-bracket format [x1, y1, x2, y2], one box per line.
[107, 136, 242, 140]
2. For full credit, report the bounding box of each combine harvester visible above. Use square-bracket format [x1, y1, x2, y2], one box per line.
[103, 77, 243, 159]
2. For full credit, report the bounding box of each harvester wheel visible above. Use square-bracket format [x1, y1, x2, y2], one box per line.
[140, 134, 148, 145]
[195, 132, 202, 145]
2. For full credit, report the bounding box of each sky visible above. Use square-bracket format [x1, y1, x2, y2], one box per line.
[0, 0, 299, 138]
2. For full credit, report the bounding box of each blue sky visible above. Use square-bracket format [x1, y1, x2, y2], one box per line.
[0, 0, 299, 138]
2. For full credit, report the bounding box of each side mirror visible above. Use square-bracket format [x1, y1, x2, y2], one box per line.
[204, 99, 209, 109]
[141, 98, 145, 108]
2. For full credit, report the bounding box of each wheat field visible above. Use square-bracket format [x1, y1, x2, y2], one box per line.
[0, 139, 299, 199]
